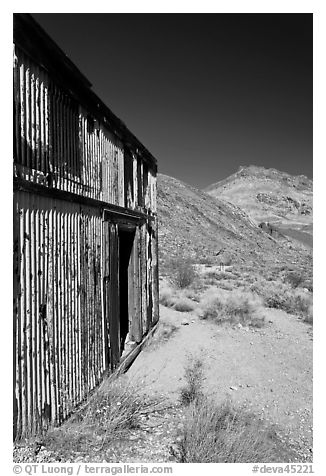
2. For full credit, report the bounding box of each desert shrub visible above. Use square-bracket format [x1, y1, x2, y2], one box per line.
[159, 284, 176, 308]
[173, 398, 293, 463]
[180, 356, 205, 405]
[201, 290, 265, 328]
[42, 377, 163, 460]
[284, 272, 305, 289]
[198, 256, 213, 265]
[174, 298, 195, 313]
[291, 289, 313, 321]
[183, 288, 201, 302]
[204, 271, 229, 281]
[168, 256, 197, 289]
[221, 255, 232, 266]
[251, 280, 313, 324]
[303, 304, 313, 324]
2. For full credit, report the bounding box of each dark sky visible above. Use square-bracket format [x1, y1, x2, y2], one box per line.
[32, 13, 312, 188]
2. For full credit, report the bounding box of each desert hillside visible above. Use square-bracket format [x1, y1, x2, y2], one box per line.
[204, 166, 312, 247]
[157, 173, 312, 273]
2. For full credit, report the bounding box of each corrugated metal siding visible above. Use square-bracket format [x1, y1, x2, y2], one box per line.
[13, 191, 106, 438]
[13, 45, 156, 214]
[13, 34, 159, 440]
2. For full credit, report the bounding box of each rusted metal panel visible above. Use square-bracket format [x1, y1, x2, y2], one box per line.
[140, 224, 148, 335]
[108, 224, 120, 369]
[152, 219, 159, 325]
[14, 45, 158, 215]
[124, 149, 134, 209]
[13, 192, 107, 439]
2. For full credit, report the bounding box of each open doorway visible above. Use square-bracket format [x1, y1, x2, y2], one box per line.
[118, 226, 135, 355]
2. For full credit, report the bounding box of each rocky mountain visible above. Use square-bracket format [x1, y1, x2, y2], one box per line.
[204, 166, 313, 248]
[157, 173, 312, 272]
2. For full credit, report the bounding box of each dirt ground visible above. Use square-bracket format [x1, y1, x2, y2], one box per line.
[124, 302, 313, 462]
[13, 277, 313, 464]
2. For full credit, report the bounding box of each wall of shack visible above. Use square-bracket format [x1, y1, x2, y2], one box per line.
[13, 30, 158, 439]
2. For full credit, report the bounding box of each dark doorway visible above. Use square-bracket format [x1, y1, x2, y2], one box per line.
[118, 226, 135, 354]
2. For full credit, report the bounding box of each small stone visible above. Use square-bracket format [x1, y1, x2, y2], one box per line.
[230, 386, 238, 391]
[181, 319, 189, 325]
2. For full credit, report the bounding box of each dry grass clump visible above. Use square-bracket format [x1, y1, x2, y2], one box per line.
[159, 283, 177, 308]
[41, 377, 162, 460]
[180, 356, 205, 405]
[173, 398, 291, 463]
[250, 280, 313, 323]
[204, 271, 229, 281]
[200, 289, 265, 328]
[183, 288, 201, 302]
[174, 298, 195, 313]
[284, 271, 305, 289]
[159, 280, 199, 312]
[167, 256, 197, 288]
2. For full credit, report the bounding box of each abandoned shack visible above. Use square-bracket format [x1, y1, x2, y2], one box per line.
[13, 14, 159, 440]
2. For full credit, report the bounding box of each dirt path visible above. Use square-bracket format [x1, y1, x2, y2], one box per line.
[125, 304, 313, 461]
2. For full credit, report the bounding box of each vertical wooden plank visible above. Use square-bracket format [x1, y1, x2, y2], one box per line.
[39, 69, 45, 173]
[56, 204, 64, 420]
[47, 205, 57, 424]
[130, 227, 142, 343]
[42, 203, 50, 431]
[51, 204, 59, 424]
[25, 200, 33, 436]
[25, 58, 31, 173]
[13, 46, 21, 165]
[13, 193, 21, 439]
[76, 209, 81, 386]
[79, 210, 85, 396]
[89, 214, 94, 387]
[30, 67, 36, 171]
[59, 89, 64, 190]
[39, 203, 46, 429]
[37, 201, 44, 431]
[35, 72, 40, 172]
[61, 204, 67, 418]
[19, 59, 26, 167]
[20, 198, 27, 437]
[44, 75, 50, 178]
[71, 208, 77, 403]
[102, 220, 110, 371]
[140, 224, 147, 335]
[109, 223, 120, 368]
[152, 218, 159, 324]
[50, 84, 57, 186]
[66, 209, 72, 407]
[147, 225, 153, 330]
[118, 146, 124, 207]
[30, 201, 38, 432]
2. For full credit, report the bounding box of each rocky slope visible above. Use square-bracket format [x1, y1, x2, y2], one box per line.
[204, 166, 313, 247]
[157, 173, 311, 271]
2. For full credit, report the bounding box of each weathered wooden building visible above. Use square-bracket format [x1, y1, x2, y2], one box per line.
[13, 14, 159, 439]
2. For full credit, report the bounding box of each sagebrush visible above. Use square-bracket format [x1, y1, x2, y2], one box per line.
[41, 377, 163, 460]
[167, 257, 197, 288]
[173, 398, 295, 463]
[180, 356, 205, 405]
[200, 289, 265, 328]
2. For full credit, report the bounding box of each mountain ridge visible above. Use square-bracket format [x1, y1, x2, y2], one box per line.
[157, 172, 312, 273]
[203, 166, 312, 248]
